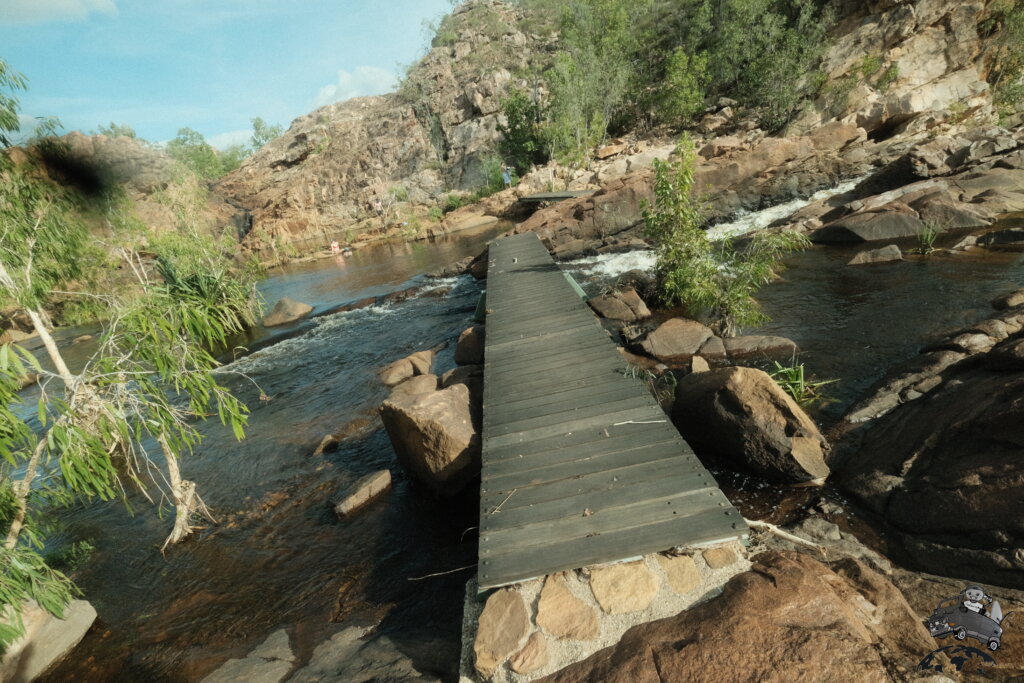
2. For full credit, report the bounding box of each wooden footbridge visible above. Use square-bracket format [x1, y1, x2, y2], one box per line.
[478, 232, 747, 590]
[516, 190, 596, 205]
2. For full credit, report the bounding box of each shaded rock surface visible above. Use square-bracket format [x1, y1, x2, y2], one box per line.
[289, 627, 444, 683]
[379, 349, 436, 387]
[672, 367, 830, 483]
[261, 297, 313, 327]
[848, 244, 903, 265]
[455, 325, 485, 365]
[0, 600, 97, 683]
[538, 551, 935, 683]
[200, 629, 295, 683]
[379, 383, 480, 495]
[334, 469, 392, 517]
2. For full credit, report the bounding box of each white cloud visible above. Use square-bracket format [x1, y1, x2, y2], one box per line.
[208, 129, 250, 151]
[314, 66, 398, 107]
[0, 0, 118, 24]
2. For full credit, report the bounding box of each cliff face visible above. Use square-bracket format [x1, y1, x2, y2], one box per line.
[215, 0, 551, 252]
[213, 0, 1018, 254]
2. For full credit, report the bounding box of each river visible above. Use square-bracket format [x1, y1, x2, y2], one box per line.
[39, 209, 1024, 681]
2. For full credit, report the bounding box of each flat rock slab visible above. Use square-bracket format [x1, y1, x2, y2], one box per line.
[536, 574, 599, 640]
[589, 561, 659, 614]
[474, 589, 530, 677]
[334, 470, 392, 517]
[656, 554, 701, 594]
[201, 629, 295, 683]
[847, 244, 903, 265]
[0, 599, 97, 683]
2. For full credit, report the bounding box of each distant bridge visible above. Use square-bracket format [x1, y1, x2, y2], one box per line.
[516, 190, 596, 205]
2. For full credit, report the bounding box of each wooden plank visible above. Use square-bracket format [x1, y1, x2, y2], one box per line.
[486, 395, 668, 437]
[485, 334, 613, 367]
[484, 347, 621, 382]
[485, 405, 665, 451]
[483, 419, 655, 461]
[478, 507, 745, 587]
[483, 380, 645, 423]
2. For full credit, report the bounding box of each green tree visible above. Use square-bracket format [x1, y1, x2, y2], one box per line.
[94, 122, 137, 139]
[643, 136, 809, 336]
[988, 0, 1024, 119]
[250, 117, 283, 149]
[165, 127, 223, 180]
[657, 49, 709, 125]
[218, 142, 249, 174]
[0, 58, 258, 652]
[497, 90, 545, 174]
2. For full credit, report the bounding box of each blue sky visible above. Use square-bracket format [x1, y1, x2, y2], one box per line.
[0, 0, 452, 147]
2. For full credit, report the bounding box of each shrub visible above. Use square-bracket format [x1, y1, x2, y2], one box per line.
[657, 49, 709, 125]
[498, 90, 546, 174]
[643, 136, 809, 336]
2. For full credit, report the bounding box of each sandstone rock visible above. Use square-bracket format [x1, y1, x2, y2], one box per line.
[439, 364, 483, 388]
[722, 335, 798, 359]
[389, 374, 439, 399]
[509, 632, 549, 675]
[702, 547, 739, 569]
[334, 470, 392, 517]
[589, 561, 659, 614]
[289, 627, 442, 683]
[72, 334, 93, 344]
[0, 329, 32, 344]
[0, 600, 97, 683]
[813, 208, 926, 243]
[379, 383, 479, 495]
[847, 245, 903, 265]
[992, 289, 1024, 310]
[672, 367, 830, 483]
[379, 349, 435, 387]
[655, 554, 700, 594]
[538, 552, 935, 683]
[697, 335, 727, 360]
[616, 288, 651, 319]
[808, 122, 865, 151]
[689, 356, 710, 374]
[907, 192, 992, 230]
[262, 297, 313, 327]
[639, 318, 714, 363]
[699, 136, 743, 158]
[841, 350, 966, 424]
[985, 338, 1024, 370]
[536, 574, 599, 641]
[201, 630, 295, 683]
[473, 589, 530, 677]
[455, 325, 485, 365]
[587, 294, 636, 322]
[596, 143, 626, 159]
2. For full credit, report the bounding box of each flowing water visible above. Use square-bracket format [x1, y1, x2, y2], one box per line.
[35, 202, 1024, 681]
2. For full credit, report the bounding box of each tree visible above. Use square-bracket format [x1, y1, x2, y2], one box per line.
[0, 58, 258, 651]
[643, 136, 809, 336]
[94, 122, 137, 139]
[657, 49, 709, 125]
[165, 127, 223, 180]
[250, 117, 283, 149]
[497, 90, 545, 174]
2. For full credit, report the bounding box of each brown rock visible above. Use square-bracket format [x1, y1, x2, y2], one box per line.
[986, 337, 1024, 370]
[407, 350, 434, 375]
[617, 288, 651, 319]
[379, 349, 435, 387]
[993, 289, 1024, 310]
[0, 329, 33, 344]
[722, 335, 798, 359]
[847, 245, 903, 265]
[697, 335, 727, 360]
[640, 318, 714, 362]
[536, 574, 599, 640]
[672, 367, 830, 483]
[262, 297, 313, 327]
[702, 547, 738, 569]
[589, 561, 659, 614]
[808, 121, 865, 151]
[334, 470, 392, 517]
[689, 356, 710, 374]
[0, 599, 98, 683]
[473, 589, 530, 677]
[379, 383, 479, 495]
[389, 374, 438, 399]
[439, 364, 483, 388]
[537, 552, 935, 683]
[656, 554, 700, 594]
[509, 632, 549, 675]
[588, 294, 636, 322]
[596, 143, 626, 159]
[454, 325, 485, 365]
[813, 207, 927, 243]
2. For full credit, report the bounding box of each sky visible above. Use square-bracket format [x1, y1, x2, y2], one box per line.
[0, 0, 453, 148]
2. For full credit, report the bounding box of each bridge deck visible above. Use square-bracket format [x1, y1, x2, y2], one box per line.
[517, 190, 596, 203]
[478, 232, 746, 590]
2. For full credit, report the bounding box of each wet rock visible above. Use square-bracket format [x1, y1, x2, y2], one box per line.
[702, 547, 739, 569]
[334, 470, 392, 517]
[589, 561, 659, 614]
[427, 255, 472, 278]
[312, 434, 340, 456]
[455, 325, 485, 365]
[72, 334, 93, 344]
[379, 383, 479, 495]
[723, 335, 798, 359]
[379, 349, 435, 387]
[840, 350, 966, 424]
[587, 293, 635, 322]
[289, 627, 442, 683]
[0, 600, 97, 683]
[200, 629, 295, 683]
[536, 574, 598, 640]
[847, 244, 903, 265]
[992, 289, 1024, 310]
[655, 554, 700, 594]
[509, 632, 549, 675]
[473, 589, 530, 677]
[639, 318, 714, 363]
[439, 364, 483, 388]
[538, 552, 934, 683]
[986, 337, 1024, 370]
[672, 367, 830, 483]
[977, 228, 1024, 250]
[262, 297, 313, 327]
[813, 207, 926, 243]
[389, 374, 439, 399]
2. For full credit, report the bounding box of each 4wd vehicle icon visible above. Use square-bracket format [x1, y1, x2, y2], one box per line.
[926, 585, 1005, 651]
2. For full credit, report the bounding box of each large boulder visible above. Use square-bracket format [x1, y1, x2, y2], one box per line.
[538, 552, 935, 683]
[587, 288, 651, 323]
[379, 349, 435, 387]
[639, 318, 714, 363]
[847, 245, 903, 265]
[454, 325, 485, 365]
[672, 367, 830, 483]
[262, 297, 313, 327]
[200, 629, 295, 683]
[722, 335, 798, 359]
[379, 384, 480, 495]
[0, 600, 98, 683]
[812, 206, 926, 243]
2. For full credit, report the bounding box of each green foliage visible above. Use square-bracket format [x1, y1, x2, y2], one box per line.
[657, 49, 709, 125]
[876, 62, 900, 91]
[250, 117, 282, 149]
[858, 54, 882, 78]
[390, 185, 410, 202]
[622, 365, 678, 405]
[166, 128, 224, 180]
[481, 154, 506, 195]
[768, 360, 837, 407]
[94, 122, 137, 139]
[643, 136, 809, 336]
[915, 221, 940, 255]
[218, 143, 248, 174]
[428, 205, 443, 222]
[988, 0, 1024, 119]
[497, 90, 546, 174]
[0, 60, 27, 148]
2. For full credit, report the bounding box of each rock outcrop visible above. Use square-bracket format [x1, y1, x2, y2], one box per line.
[261, 297, 313, 327]
[832, 301, 1024, 587]
[538, 551, 935, 683]
[672, 367, 830, 483]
